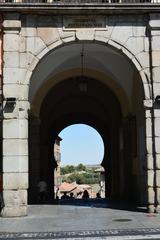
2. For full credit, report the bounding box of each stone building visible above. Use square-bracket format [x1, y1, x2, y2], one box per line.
[54, 136, 62, 198]
[95, 166, 105, 198]
[0, 0, 160, 217]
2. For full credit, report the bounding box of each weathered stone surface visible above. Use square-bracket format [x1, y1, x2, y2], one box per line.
[144, 38, 149, 52]
[146, 117, 152, 137]
[3, 190, 27, 206]
[94, 35, 107, 43]
[62, 36, 75, 43]
[154, 109, 160, 118]
[108, 39, 122, 50]
[48, 39, 63, 50]
[157, 187, 160, 204]
[152, 51, 160, 67]
[110, 25, 133, 45]
[153, 67, 160, 83]
[149, 15, 160, 30]
[147, 170, 154, 187]
[156, 154, 160, 169]
[146, 137, 152, 154]
[147, 154, 154, 170]
[132, 25, 146, 37]
[3, 119, 28, 139]
[148, 187, 155, 204]
[3, 20, 21, 31]
[3, 84, 28, 100]
[3, 139, 28, 156]
[24, 70, 32, 85]
[155, 117, 160, 137]
[18, 101, 30, 119]
[2, 206, 27, 217]
[3, 156, 28, 173]
[4, 52, 19, 68]
[3, 173, 28, 189]
[19, 36, 26, 53]
[96, 26, 113, 39]
[21, 27, 37, 37]
[136, 52, 150, 69]
[76, 30, 94, 41]
[37, 27, 59, 46]
[156, 170, 160, 186]
[37, 47, 49, 60]
[58, 28, 75, 40]
[3, 68, 27, 84]
[155, 137, 160, 154]
[151, 30, 160, 36]
[28, 56, 39, 71]
[152, 36, 160, 51]
[132, 57, 142, 71]
[20, 52, 35, 69]
[4, 34, 20, 52]
[144, 83, 151, 100]
[121, 47, 133, 59]
[139, 69, 150, 84]
[125, 37, 144, 55]
[95, 30, 108, 42]
[26, 37, 46, 56]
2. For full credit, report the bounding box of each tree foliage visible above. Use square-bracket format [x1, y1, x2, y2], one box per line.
[60, 165, 75, 175]
[61, 164, 99, 184]
[76, 164, 86, 171]
[61, 164, 86, 175]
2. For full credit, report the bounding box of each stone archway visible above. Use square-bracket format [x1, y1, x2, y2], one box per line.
[27, 41, 148, 209]
[3, 13, 157, 217]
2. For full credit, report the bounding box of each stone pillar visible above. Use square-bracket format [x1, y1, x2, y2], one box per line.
[2, 14, 30, 217]
[148, 14, 160, 212]
[144, 101, 155, 213]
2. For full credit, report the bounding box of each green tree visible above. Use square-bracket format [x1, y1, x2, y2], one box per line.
[76, 163, 86, 172]
[63, 172, 99, 184]
[60, 165, 75, 174]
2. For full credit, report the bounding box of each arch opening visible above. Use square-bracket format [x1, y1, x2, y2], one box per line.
[53, 124, 105, 200]
[28, 41, 147, 208]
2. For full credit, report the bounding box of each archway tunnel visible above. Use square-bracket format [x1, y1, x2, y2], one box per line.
[28, 42, 147, 206]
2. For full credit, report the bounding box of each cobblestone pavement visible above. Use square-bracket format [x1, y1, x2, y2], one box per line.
[1, 229, 160, 240]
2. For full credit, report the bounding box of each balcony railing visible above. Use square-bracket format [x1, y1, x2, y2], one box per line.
[0, 0, 160, 3]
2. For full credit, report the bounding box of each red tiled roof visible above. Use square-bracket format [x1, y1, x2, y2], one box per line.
[59, 182, 77, 192]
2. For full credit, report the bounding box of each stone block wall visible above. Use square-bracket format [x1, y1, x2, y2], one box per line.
[147, 13, 160, 213]
[1, 12, 160, 215]
[2, 14, 29, 217]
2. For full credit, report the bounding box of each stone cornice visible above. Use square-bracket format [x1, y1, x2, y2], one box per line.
[0, 3, 160, 14]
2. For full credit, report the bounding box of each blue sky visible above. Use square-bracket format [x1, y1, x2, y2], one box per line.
[59, 124, 104, 166]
